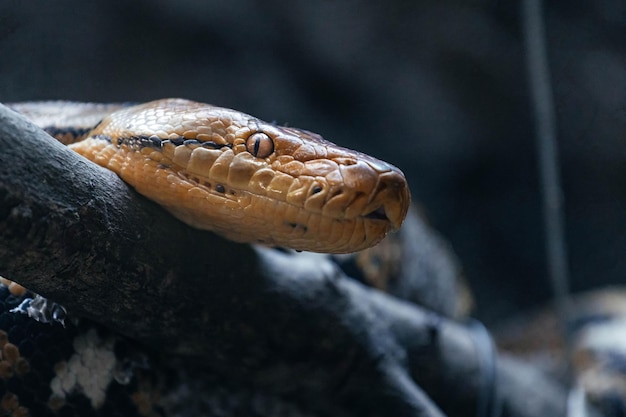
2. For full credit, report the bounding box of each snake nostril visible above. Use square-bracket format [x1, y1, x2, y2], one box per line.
[311, 185, 323, 195]
[364, 206, 388, 221]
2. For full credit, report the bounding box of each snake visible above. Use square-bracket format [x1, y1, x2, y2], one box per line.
[9, 98, 410, 253]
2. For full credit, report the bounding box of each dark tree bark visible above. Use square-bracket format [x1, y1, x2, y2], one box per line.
[0, 103, 587, 417]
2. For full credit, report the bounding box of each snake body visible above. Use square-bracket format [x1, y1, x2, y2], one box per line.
[11, 99, 410, 253]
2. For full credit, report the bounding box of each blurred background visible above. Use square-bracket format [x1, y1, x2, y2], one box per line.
[1, 0, 624, 324]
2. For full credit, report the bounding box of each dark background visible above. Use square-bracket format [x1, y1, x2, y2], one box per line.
[1, 0, 624, 323]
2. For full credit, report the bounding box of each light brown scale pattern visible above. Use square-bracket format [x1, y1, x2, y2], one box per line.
[13, 99, 410, 253]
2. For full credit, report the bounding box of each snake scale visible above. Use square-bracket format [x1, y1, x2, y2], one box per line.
[10, 99, 410, 253]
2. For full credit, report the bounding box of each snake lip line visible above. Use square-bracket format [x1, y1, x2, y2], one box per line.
[176, 169, 395, 225]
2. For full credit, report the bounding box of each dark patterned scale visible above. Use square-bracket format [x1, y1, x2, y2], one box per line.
[0, 282, 165, 417]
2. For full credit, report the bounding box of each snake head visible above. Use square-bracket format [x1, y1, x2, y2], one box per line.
[72, 99, 411, 254]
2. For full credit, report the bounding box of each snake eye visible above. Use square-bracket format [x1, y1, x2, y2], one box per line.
[246, 132, 274, 158]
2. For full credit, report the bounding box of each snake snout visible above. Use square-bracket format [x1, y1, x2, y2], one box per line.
[333, 157, 410, 232]
[363, 169, 410, 231]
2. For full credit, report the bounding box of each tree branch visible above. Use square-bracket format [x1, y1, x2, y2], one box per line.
[0, 103, 580, 417]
